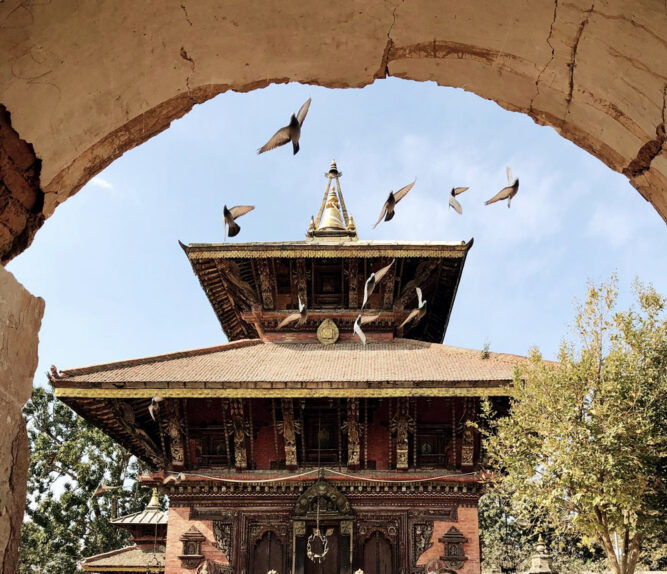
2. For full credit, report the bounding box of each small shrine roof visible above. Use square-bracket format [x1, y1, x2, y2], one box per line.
[80, 544, 165, 571]
[111, 508, 167, 526]
[53, 339, 527, 398]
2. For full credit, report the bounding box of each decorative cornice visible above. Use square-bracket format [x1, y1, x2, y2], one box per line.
[55, 385, 511, 399]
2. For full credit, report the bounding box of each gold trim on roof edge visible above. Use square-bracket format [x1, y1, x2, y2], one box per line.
[55, 387, 511, 399]
[184, 243, 472, 260]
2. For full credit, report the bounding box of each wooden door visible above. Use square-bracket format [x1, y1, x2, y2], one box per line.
[304, 525, 340, 574]
[251, 530, 284, 574]
[362, 531, 393, 574]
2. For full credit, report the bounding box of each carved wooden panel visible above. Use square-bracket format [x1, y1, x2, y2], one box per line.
[257, 259, 275, 309]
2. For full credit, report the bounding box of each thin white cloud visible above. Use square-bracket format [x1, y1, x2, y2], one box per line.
[90, 176, 113, 190]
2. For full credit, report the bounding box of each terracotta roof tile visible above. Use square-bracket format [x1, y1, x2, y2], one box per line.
[59, 339, 527, 385]
[81, 544, 164, 570]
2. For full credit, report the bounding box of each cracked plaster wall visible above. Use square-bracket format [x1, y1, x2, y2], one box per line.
[0, 266, 44, 574]
[0, 0, 665, 262]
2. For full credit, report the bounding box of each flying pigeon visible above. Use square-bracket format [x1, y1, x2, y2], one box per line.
[448, 186, 469, 215]
[362, 260, 395, 309]
[353, 313, 381, 345]
[162, 472, 186, 486]
[257, 97, 311, 155]
[277, 296, 307, 329]
[93, 484, 121, 498]
[148, 395, 164, 422]
[399, 287, 427, 329]
[485, 167, 519, 208]
[373, 179, 416, 228]
[223, 205, 255, 240]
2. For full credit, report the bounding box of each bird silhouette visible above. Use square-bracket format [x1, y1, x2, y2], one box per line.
[162, 472, 186, 486]
[373, 179, 416, 228]
[449, 186, 469, 214]
[257, 98, 311, 155]
[148, 395, 164, 422]
[485, 167, 519, 208]
[353, 313, 381, 345]
[362, 260, 395, 309]
[399, 287, 427, 330]
[277, 296, 307, 329]
[223, 205, 255, 240]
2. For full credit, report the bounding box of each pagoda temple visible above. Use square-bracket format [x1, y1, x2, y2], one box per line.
[51, 161, 524, 574]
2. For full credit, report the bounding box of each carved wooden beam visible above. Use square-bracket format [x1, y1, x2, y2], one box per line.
[296, 258, 308, 308]
[383, 259, 396, 310]
[256, 258, 275, 309]
[165, 400, 186, 470]
[229, 398, 248, 471]
[348, 258, 358, 309]
[346, 398, 360, 470]
[280, 398, 298, 470]
[396, 397, 410, 470]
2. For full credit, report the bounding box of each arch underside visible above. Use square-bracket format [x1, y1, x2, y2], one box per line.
[0, 0, 665, 263]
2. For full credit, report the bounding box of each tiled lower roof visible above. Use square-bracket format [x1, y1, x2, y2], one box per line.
[81, 544, 164, 571]
[57, 339, 527, 386]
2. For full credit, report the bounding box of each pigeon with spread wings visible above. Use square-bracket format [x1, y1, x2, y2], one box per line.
[353, 313, 381, 345]
[361, 259, 395, 309]
[257, 98, 311, 155]
[277, 296, 307, 329]
[223, 205, 255, 240]
[448, 186, 469, 215]
[485, 167, 519, 208]
[148, 395, 164, 422]
[399, 287, 427, 330]
[373, 179, 416, 228]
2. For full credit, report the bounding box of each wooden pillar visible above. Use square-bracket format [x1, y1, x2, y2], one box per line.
[396, 397, 410, 470]
[346, 398, 360, 470]
[165, 400, 186, 470]
[229, 398, 247, 471]
[281, 398, 298, 470]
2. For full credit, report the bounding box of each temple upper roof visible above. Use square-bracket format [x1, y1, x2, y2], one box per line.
[54, 339, 526, 398]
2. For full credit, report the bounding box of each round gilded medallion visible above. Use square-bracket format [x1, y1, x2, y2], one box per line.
[316, 318, 339, 345]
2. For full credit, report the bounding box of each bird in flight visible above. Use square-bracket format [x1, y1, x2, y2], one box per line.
[277, 296, 307, 329]
[362, 260, 395, 309]
[148, 395, 164, 422]
[257, 98, 311, 155]
[448, 186, 469, 214]
[373, 179, 416, 228]
[485, 167, 519, 208]
[353, 313, 381, 345]
[399, 287, 427, 330]
[223, 205, 255, 240]
[162, 472, 186, 486]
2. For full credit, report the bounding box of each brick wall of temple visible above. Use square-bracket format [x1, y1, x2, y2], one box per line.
[165, 506, 229, 573]
[416, 506, 480, 574]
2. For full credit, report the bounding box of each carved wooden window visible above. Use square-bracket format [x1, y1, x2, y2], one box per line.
[416, 423, 454, 468]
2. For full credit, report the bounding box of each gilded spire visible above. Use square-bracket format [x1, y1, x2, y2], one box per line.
[146, 488, 160, 510]
[306, 160, 358, 241]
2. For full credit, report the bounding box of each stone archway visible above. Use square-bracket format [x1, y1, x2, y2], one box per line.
[0, 1, 665, 571]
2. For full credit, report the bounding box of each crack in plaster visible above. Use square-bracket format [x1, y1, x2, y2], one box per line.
[180, 3, 193, 26]
[530, 0, 559, 114]
[565, 2, 595, 124]
[376, 2, 398, 79]
[623, 83, 667, 178]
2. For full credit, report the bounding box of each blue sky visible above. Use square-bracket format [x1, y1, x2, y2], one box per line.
[7, 78, 666, 385]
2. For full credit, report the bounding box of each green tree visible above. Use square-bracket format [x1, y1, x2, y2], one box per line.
[19, 386, 151, 574]
[481, 278, 666, 574]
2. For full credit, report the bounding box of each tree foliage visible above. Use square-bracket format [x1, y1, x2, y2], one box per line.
[481, 278, 666, 574]
[19, 386, 151, 574]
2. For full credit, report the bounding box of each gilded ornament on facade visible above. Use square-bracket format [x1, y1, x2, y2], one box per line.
[316, 318, 339, 345]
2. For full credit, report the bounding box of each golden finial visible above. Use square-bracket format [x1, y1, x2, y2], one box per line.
[347, 216, 357, 233]
[146, 488, 160, 509]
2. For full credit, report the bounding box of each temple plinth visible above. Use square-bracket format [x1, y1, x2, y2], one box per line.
[52, 161, 525, 574]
